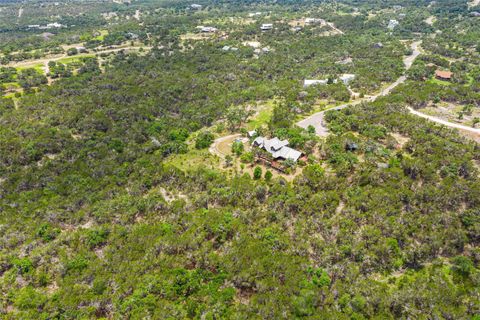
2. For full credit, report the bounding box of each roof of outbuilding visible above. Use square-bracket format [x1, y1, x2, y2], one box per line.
[435, 70, 453, 79]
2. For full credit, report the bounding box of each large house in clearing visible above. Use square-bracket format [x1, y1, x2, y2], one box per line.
[253, 136, 303, 162]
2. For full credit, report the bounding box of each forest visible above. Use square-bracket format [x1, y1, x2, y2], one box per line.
[0, 0, 479, 318]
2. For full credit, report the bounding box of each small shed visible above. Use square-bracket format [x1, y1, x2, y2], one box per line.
[435, 70, 453, 81]
[345, 142, 359, 151]
[261, 23, 273, 31]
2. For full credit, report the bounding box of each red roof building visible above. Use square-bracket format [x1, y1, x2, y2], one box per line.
[435, 70, 453, 81]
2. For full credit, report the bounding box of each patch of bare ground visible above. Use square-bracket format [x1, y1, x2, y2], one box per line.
[95, 247, 105, 259]
[46, 281, 59, 294]
[158, 187, 188, 203]
[391, 132, 410, 148]
[461, 130, 480, 144]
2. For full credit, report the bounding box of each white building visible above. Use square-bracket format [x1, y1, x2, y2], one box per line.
[190, 3, 202, 10]
[198, 26, 218, 33]
[339, 74, 355, 85]
[261, 23, 273, 31]
[387, 19, 399, 30]
[305, 18, 325, 25]
[304, 79, 328, 87]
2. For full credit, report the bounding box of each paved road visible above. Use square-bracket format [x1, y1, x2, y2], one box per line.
[408, 108, 480, 134]
[6, 46, 150, 69]
[297, 41, 421, 136]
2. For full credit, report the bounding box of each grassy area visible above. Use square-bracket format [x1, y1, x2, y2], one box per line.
[246, 100, 275, 130]
[2, 82, 20, 89]
[164, 147, 219, 172]
[16, 64, 44, 74]
[94, 30, 109, 41]
[427, 77, 452, 86]
[57, 54, 95, 64]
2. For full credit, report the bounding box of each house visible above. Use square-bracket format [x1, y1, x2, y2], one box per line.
[339, 74, 355, 85]
[222, 46, 238, 51]
[190, 3, 202, 10]
[247, 130, 257, 138]
[304, 79, 328, 87]
[305, 18, 325, 25]
[261, 23, 273, 31]
[253, 136, 303, 162]
[198, 26, 218, 33]
[46, 22, 63, 29]
[248, 12, 262, 17]
[373, 42, 384, 48]
[435, 70, 453, 81]
[471, 11, 480, 17]
[387, 19, 399, 30]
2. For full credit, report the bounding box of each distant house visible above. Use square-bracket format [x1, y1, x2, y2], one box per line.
[198, 26, 218, 33]
[46, 22, 63, 29]
[247, 130, 257, 138]
[373, 42, 384, 48]
[471, 11, 480, 17]
[305, 18, 325, 25]
[304, 79, 328, 87]
[387, 19, 399, 30]
[248, 12, 263, 17]
[190, 3, 202, 10]
[253, 137, 303, 162]
[261, 23, 273, 31]
[339, 74, 355, 85]
[435, 70, 453, 81]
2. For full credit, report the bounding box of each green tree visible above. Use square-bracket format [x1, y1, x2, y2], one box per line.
[265, 170, 273, 181]
[253, 166, 262, 180]
[195, 131, 214, 149]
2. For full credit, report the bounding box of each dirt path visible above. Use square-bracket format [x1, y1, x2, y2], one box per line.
[327, 22, 344, 35]
[298, 41, 421, 136]
[209, 134, 241, 158]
